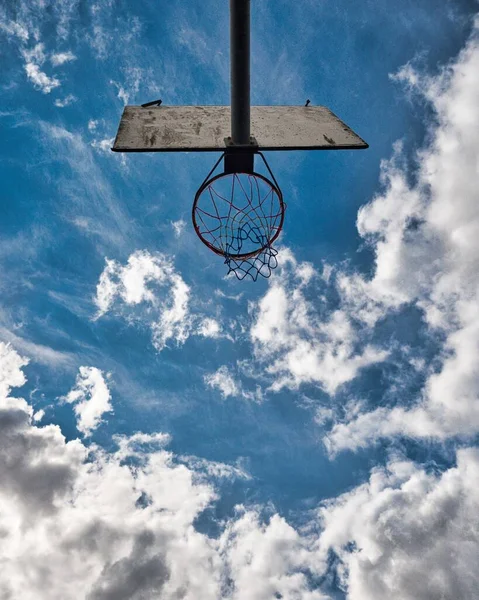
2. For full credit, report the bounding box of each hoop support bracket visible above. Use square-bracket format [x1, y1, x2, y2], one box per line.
[224, 136, 257, 174]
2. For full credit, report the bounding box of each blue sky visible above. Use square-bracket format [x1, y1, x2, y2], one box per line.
[1, 1, 479, 599]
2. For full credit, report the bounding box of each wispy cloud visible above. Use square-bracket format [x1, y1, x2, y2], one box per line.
[179, 455, 251, 482]
[90, 136, 115, 152]
[204, 365, 264, 402]
[50, 51, 76, 66]
[24, 62, 60, 93]
[38, 122, 133, 247]
[54, 93, 76, 107]
[0, 325, 75, 369]
[171, 219, 186, 238]
[0, 18, 29, 42]
[204, 365, 240, 398]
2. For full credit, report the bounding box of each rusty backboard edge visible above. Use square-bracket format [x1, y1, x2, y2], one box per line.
[112, 143, 368, 152]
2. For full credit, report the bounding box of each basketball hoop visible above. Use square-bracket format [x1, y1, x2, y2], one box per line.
[192, 152, 285, 280]
[112, 0, 368, 282]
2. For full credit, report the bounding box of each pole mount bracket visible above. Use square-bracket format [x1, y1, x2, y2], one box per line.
[224, 136, 258, 150]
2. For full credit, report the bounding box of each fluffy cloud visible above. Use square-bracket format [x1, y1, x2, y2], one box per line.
[219, 510, 328, 600]
[96, 251, 228, 351]
[250, 249, 388, 395]
[1, 342, 477, 599]
[326, 18, 479, 452]
[95, 251, 191, 351]
[0, 342, 326, 600]
[245, 18, 479, 453]
[0, 340, 29, 397]
[197, 317, 222, 338]
[63, 366, 112, 436]
[316, 448, 479, 600]
[0, 343, 218, 599]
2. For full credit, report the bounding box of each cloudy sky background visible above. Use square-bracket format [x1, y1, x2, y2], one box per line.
[1, 0, 479, 598]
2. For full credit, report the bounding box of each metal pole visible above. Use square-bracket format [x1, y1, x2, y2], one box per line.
[230, 0, 250, 145]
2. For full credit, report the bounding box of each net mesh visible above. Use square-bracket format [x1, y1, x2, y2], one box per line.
[193, 171, 284, 281]
[224, 237, 279, 281]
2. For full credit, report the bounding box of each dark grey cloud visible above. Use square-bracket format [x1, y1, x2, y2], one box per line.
[88, 531, 169, 600]
[0, 405, 79, 514]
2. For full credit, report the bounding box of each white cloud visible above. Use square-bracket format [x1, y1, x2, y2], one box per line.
[95, 251, 191, 352]
[88, 24, 111, 60]
[51, 51, 76, 66]
[325, 18, 479, 452]
[0, 341, 28, 398]
[22, 43, 60, 93]
[33, 408, 45, 422]
[91, 136, 115, 152]
[109, 64, 161, 106]
[204, 365, 264, 402]
[1, 343, 477, 599]
[215, 289, 244, 302]
[197, 317, 221, 338]
[172, 218, 186, 237]
[95, 251, 231, 352]
[250, 249, 388, 395]
[179, 455, 251, 481]
[0, 343, 218, 600]
[0, 0, 84, 42]
[110, 79, 131, 105]
[204, 365, 240, 398]
[54, 94, 76, 107]
[0, 343, 325, 600]
[63, 366, 113, 436]
[113, 431, 172, 460]
[87, 13, 141, 60]
[24, 62, 60, 93]
[219, 509, 329, 600]
[0, 19, 29, 42]
[22, 42, 47, 65]
[315, 448, 479, 600]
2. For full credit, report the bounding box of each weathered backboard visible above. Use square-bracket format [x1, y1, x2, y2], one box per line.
[112, 105, 368, 152]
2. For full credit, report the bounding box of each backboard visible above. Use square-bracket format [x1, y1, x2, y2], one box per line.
[112, 105, 368, 152]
